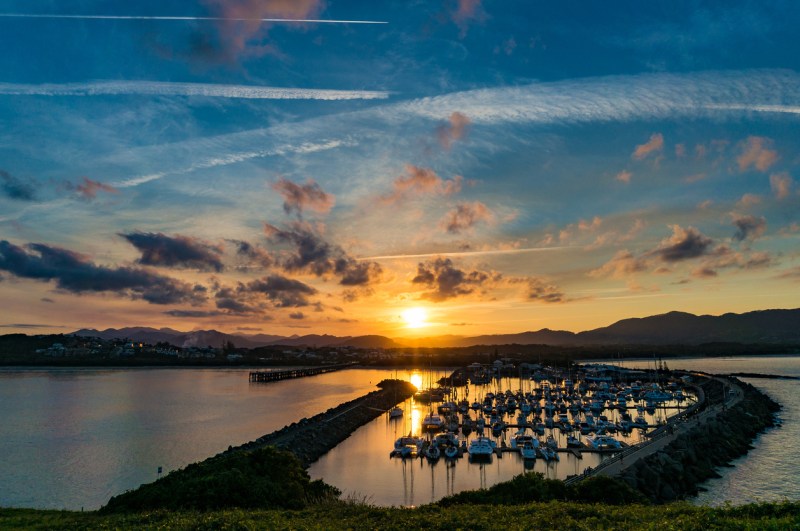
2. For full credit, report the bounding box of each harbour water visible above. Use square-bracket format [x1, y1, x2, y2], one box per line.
[0, 357, 797, 509]
[613, 356, 800, 506]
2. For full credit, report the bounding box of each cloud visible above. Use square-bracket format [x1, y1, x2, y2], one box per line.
[289, 311, 305, 320]
[0, 240, 205, 305]
[271, 177, 334, 216]
[451, 0, 485, 35]
[737, 136, 778, 172]
[0, 170, 36, 201]
[731, 214, 767, 242]
[615, 170, 632, 183]
[777, 267, 800, 280]
[99, 70, 800, 189]
[214, 288, 261, 314]
[558, 216, 603, 244]
[590, 250, 649, 278]
[380, 165, 463, 204]
[695, 246, 774, 277]
[68, 177, 118, 200]
[246, 274, 317, 307]
[164, 309, 225, 318]
[439, 201, 493, 234]
[770, 172, 793, 199]
[736, 193, 762, 208]
[0, 323, 66, 329]
[0, 80, 389, 100]
[228, 239, 273, 269]
[525, 277, 565, 303]
[197, 0, 325, 63]
[632, 133, 664, 160]
[651, 225, 713, 262]
[411, 257, 496, 301]
[436, 111, 471, 149]
[264, 221, 382, 285]
[114, 138, 353, 188]
[120, 232, 224, 272]
[692, 267, 718, 278]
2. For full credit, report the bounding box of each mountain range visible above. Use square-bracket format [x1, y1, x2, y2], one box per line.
[71, 308, 800, 349]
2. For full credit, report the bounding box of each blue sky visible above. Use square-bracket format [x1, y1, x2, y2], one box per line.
[1, 1, 799, 337]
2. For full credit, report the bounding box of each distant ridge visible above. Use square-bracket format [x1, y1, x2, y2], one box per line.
[70, 308, 800, 349]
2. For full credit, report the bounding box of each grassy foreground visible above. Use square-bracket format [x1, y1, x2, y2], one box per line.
[3, 501, 799, 530]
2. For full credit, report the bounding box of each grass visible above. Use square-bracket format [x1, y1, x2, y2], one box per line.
[2, 501, 799, 530]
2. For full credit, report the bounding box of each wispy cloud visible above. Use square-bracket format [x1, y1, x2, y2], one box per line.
[0, 13, 386, 24]
[93, 69, 800, 189]
[359, 246, 569, 261]
[0, 81, 389, 100]
[394, 69, 800, 124]
[113, 138, 354, 188]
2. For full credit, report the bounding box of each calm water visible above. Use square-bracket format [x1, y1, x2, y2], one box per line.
[0, 358, 796, 509]
[613, 356, 800, 505]
[0, 367, 393, 510]
[308, 370, 671, 507]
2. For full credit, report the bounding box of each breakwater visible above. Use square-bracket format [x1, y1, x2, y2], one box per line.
[616, 376, 780, 502]
[231, 379, 417, 467]
[249, 363, 357, 383]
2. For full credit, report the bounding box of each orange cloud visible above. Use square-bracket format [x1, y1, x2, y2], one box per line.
[632, 133, 664, 160]
[615, 170, 632, 183]
[74, 177, 118, 199]
[200, 0, 325, 61]
[737, 136, 778, 172]
[737, 193, 762, 208]
[381, 165, 463, 204]
[770, 172, 793, 199]
[436, 112, 471, 149]
[451, 0, 485, 36]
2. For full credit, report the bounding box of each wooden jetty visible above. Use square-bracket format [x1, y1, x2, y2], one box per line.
[249, 362, 357, 383]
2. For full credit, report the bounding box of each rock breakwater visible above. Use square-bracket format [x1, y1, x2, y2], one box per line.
[231, 379, 416, 467]
[618, 377, 780, 502]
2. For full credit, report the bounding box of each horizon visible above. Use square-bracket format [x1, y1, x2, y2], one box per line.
[1, 2, 799, 338]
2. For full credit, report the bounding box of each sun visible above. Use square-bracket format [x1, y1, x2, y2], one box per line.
[401, 307, 428, 329]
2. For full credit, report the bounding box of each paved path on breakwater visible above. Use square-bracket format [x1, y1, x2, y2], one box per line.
[572, 376, 743, 482]
[230, 380, 416, 467]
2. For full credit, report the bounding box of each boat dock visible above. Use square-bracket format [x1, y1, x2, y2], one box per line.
[249, 362, 357, 383]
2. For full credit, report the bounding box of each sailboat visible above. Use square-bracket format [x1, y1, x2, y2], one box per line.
[389, 369, 404, 419]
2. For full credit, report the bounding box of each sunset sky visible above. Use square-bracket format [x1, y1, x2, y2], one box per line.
[1, 1, 799, 338]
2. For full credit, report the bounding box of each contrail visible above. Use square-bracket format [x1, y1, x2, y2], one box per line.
[0, 81, 390, 100]
[0, 13, 387, 24]
[358, 246, 572, 261]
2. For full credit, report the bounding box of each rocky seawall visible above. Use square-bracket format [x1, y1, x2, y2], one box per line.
[618, 377, 781, 502]
[228, 379, 416, 467]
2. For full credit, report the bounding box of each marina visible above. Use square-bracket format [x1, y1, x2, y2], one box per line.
[383, 362, 695, 467]
[1, 357, 796, 510]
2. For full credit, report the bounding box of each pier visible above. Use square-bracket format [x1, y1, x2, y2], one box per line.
[249, 362, 357, 383]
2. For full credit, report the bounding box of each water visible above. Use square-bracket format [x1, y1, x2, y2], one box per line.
[0, 367, 392, 510]
[611, 356, 800, 505]
[0, 358, 797, 509]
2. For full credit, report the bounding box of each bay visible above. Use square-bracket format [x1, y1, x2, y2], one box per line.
[1, 357, 796, 510]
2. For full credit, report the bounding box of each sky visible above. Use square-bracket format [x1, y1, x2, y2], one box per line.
[1, 0, 799, 339]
